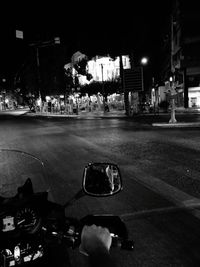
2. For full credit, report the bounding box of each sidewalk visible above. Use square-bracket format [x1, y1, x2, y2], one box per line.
[173, 107, 200, 114]
[0, 108, 30, 116]
[136, 107, 200, 116]
[26, 109, 127, 119]
[7, 107, 200, 127]
[151, 108, 200, 127]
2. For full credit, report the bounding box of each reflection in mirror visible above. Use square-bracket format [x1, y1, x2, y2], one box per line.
[83, 163, 122, 196]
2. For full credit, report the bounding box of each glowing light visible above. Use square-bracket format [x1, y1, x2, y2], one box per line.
[141, 57, 148, 65]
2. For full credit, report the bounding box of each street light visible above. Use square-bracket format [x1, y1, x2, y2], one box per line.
[140, 57, 148, 66]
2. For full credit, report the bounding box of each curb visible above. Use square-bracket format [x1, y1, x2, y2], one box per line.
[25, 112, 127, 119]
[152, 122, 200, 127]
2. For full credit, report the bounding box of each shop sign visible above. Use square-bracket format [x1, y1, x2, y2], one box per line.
[124, 67, 143, 91]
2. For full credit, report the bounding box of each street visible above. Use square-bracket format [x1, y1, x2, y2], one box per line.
[1, 112, 200, 266]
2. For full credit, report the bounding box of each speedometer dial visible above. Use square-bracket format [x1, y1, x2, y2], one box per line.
[15, 207, 40, 234]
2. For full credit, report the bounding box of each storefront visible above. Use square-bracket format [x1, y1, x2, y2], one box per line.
[74, 93, 124, 112]
[188, 87, 200, 108]
[107, 93, 124, 110]
[0, 92, 17, 110]
[35, 92, 125, 115]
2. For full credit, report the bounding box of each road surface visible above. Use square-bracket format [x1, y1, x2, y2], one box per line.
[1, 112, 200, 266]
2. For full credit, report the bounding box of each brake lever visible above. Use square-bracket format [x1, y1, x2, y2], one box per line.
[111, 234, 134, 250]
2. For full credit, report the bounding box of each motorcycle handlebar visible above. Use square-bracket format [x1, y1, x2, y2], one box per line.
[43, 213, 134, 251]
[61, 230, 134, 251]
[43, 224, 134, 251]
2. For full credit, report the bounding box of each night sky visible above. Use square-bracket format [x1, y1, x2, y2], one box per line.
[0, 0, 172, 82]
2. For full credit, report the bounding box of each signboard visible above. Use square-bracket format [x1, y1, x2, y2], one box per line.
[124, 67, 143, 91]
[54, 37, 60, 44]
[164, 81, 178, 95]
[16, 30, 23, 39]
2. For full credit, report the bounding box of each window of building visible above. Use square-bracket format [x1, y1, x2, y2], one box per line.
[191, 97, 197, 107]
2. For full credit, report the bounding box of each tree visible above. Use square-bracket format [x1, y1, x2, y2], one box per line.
[64, 65, 74, 95]
[71, 51, 93, 81]
[80, 79, 121, 97]
[74, 58, 88, 76]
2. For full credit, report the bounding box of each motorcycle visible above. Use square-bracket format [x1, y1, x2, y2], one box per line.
[0, 149, 134, 267]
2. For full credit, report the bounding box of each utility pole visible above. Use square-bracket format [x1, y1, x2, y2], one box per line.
[36, 46, 41, 98]
[171, 15, 175, 74]
[169, 14, 177, 123]
[183, 67, 188, 108]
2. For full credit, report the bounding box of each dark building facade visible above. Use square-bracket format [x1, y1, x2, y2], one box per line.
[159, 0, 200, 108]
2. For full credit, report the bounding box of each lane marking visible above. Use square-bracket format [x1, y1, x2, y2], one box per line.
[124, 165, 200, 219]
[69, 133, 200, 220]
[121, 204, 200, 220]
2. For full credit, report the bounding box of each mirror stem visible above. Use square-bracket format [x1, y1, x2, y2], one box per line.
[63, 189, 85, 208]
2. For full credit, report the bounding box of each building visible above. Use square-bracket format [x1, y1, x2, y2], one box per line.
[63, 53, 131, 113]
[86, 55, 131, 83]
[64, 52, 131, 86]
[158, 0, 200, 109]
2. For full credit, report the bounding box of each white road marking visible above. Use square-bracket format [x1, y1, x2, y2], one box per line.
[125, 165, 200, 219]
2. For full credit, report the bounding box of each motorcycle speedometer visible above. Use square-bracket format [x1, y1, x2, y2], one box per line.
[15, 207, 41, 234]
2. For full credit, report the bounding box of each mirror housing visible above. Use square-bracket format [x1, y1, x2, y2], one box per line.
[82, 163, 123, 197]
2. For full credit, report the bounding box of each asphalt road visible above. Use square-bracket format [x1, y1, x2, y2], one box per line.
[1, 112, 200, 266]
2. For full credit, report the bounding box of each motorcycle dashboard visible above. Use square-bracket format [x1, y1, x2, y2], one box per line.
[0, 206, 41, 235]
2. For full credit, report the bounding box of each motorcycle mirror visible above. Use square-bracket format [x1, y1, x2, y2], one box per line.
[82, 163, 123, 197]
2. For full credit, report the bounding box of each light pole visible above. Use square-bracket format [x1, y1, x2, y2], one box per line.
[119, 55, 127, 115]
[140, 57, 148, 90]
[140, 57, 149, 112]
[101, 64, 105, 112]
[2, 79, 6, 110]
